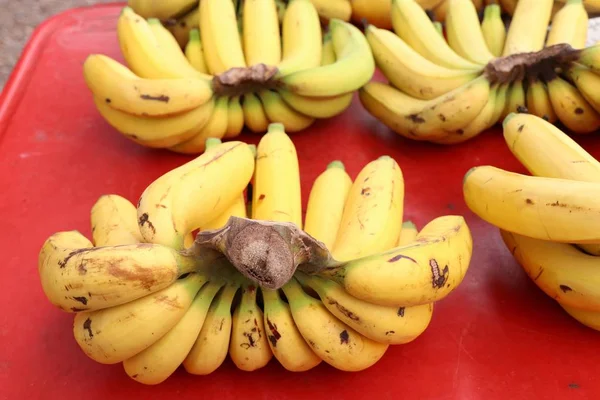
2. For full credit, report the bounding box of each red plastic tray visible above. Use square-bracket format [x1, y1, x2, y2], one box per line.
[1, 3, 599, 399]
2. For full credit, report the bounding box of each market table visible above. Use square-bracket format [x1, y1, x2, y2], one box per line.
[0, 3, 598, 399]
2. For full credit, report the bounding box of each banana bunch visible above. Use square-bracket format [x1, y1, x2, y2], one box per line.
[84, 1, 374, 154]
[38, 123, 473, 384]
[463, 112, 600, 332]
[360, 0, 600, 145]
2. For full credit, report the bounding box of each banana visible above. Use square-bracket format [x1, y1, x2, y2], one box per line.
[278, 90, 353, 118]
[359, 76, 491, 141]
[229, 283, 273, 371]
[481, 4, 506, 57]
[397, 220, 418, 246]
[184, 29, 209, 74]
[576, 44, 600, 73]
[183, 283, 240, 374]
[350, 0, 393, 30]
[223, 96, 245, 139]
[332, 156, 404, 261]
[73, 273, 206, 364]
[569, 64, 600, 116]
[252, 123, 303, 227]
[137, 140, 255, 249]
[525, 79, 557, 123]
[502, 0, 554, 55]
[243, 0, 281, 66]
[84, 54, 212, 117]
[242, 92, 270, 133]
[365, 25, 481, 101]
[198, 0, 226, 74]
[200, 0, 246, 72]
[122, 281, 223, 385]
[166, 6, 200, 48]
[445, 0, 495, 65]
[127, 0, 198, 19]
[504, 79, 526, 116]
[296, 273, 433, 344]
[93, 95, 215, 148]
[117, 7, 206, 79]
[282, 278, 389, 371]
[546, 0, 588, 48]
[276, 0, 322, 77]
[433, 21, 444, 36]
[257, 90, 315, 132]
[275, 0, 288, 23]
[391, 0, 481, 70]
[262, 288, 322, 371]
[168, 96, 229, 154]
[304, 161, 353, 250]
[431, 0, 449, 21]
[90, 194, 143, 246]
[560, 304, 600, 331]
[320, 32, 336, 66]
[309, 0, 352, 21]
[281, 19, 374, 97]
[548, 76, 600, 134]
[500, 230, 600, 312]
[320, 215, 473, 306]
[463, 165, 600, 244]
[38, 232, 200, 312]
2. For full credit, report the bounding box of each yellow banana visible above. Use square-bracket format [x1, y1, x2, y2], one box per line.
[546, 0, 588, 48]
[481, 4, 506, 57]
[502, 0, 554, 55]
[276, 0, 322, 77]
[183, 283, 240, 374]
[229, 283, 273, 371]
[200, 0, 246, 72]
[123, 281, 223, 385]
[560, 304, 600, 331]
[365, 25, 481, 101]
[184, 29, 209, 74]
[548, 76, 600, 134]
[463, 165, 600, 244]
[296, 273, 434, 344]
[278, 90, 353, 119]
[90, 194, 143, 246]
[504, 79, 526, 116]
[304, 161, 353, 250]
[38, 232, 200, 312]
[199, 0, 226, 74]
[223, 96, 245, 139]
[445, 0, 494, 65]
[257, 90, 315, 132]
[576, 44, 600, 73]
[332, 156, 404, 261]
[569, 64, 600, 116]
[137, 140, 255, 249]
[243, 0, 281, 66]
[397, 220, 418, 246]
[252, 123, 303, 227]
[525, 79, 557, 123]
[73, 273, 206, 364]
[127, 0, 198, 19]
[310, 0, 352, 21]
[350, 0, 393, 29]
[242, 92, 270, 133]
[282, 278, 389, 372]
[166, 5, 200, 48]
[320, 31, 336, 66]
[93, 95, 215, 148]
[320, 215, 473, 307]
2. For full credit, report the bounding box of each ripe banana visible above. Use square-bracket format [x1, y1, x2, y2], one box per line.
[229, 283, 273, 371]
[502, 0, 554, 55]
[166, 5, 200, 48]
[546, 0, 588, 48]
[257, 90, 315, 132]
[127, 0, 198, 19]
[137, 140, 255, 249]
[481, 4, 506, 57]
[525, 79, 557, 123]
[321, 215, 473, 307]
[304, 161, 353, 250]
[262, 288, 322, 371]
[243, 0, 282, 66]
[463, 165, 600, 244]
[90, 194, 143, 246]
[321, 31, 336, 66]
[365, 24, 481, 101]
[397, 220, 418, 246]
[309, 0, 352, 22]
[504, 79, 526, 117]
[276, 0, 323, 77]
[183, 283, 240, 374]
[39, 232, 200, 312]
[242, 92, 270, 133]
[577, 44, 600, 73]
[350, 0, 393, 30]
[281, 19, 375, 97]
[332, 156, 404, 261]
[500, 230, 600, 312]
[445, 0, 495, 65]
[547, 76, 600, 134]
[223, 96, 245, 139]
[569, 64, 600, 116]
[73, 273, 206, 364]
[278, 89, 353, 119]
[184, 29, 208, 74]
[198, 0, 226, 74]
[297, 273, 434, 344]
[252, 123, 303, 227]
[391, 0, 481, 70]
[282, 278, 389, 372]
[123, 281, 223, 385]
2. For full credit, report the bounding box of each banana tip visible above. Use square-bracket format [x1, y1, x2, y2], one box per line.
[463, 167, 477, 185]
[267, 122, 286, 134]
[502, 112, 518, 129]
[327, 160, 345, 170]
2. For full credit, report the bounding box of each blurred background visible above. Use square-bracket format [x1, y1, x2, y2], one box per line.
[0, 0, 113, 92]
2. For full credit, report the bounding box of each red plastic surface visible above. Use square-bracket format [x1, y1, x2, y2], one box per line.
[1, 4, 599, 399]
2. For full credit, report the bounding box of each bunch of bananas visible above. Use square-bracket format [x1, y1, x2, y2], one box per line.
[463, 112, 600, 332]
[38, 123, 473, 384]
[359, 0, 600, 145]
[84, 0, 374, 153]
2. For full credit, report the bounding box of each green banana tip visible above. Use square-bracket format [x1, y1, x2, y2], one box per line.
[377, 155, 392, 161]
[248, 144, 257, 158]
[205, 137, 222, 149]
[463, 167, 478, 185]
[402, 221, 417, 229]
[189, 29, 200, 40]
[567, 0, 582, 4]
[327, 160, 345, 170]
[267, 122, 286, 134]
[484, 3, 501, 16]
[502, 112, 518, 129]
[147, 17, 161, 25]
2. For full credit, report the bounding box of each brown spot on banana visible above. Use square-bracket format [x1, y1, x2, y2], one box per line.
[397, 307, 405, 317]
[327, 298, 360, 321]
[339, 330, 349, 344]
[140, 94, 170, 103]
[83, 318, 93, 338]
[430, 259, 449, 289]
[138, 213, 156, 235]
[559, 285, 572, 293]
[388, 254, 417, 263]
